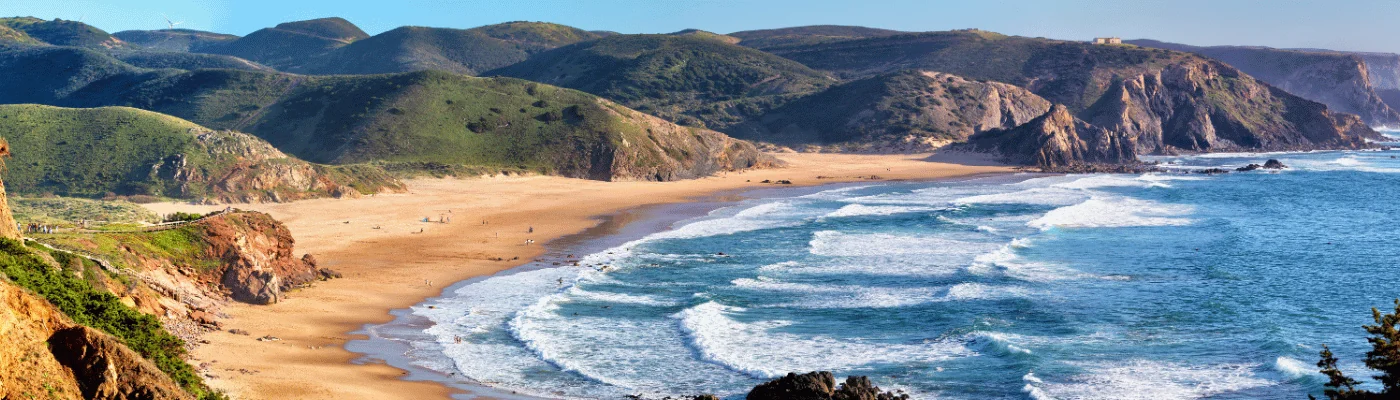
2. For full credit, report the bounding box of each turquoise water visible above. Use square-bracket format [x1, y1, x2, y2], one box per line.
[407, 149, 1400, 399]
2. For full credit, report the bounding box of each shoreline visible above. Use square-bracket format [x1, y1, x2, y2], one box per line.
[141, 153, 1015, 400]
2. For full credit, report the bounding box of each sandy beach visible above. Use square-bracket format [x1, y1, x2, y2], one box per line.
[143, 153, 1013, 400]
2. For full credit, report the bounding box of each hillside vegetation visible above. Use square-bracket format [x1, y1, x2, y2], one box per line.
[0, 17, 124, 48]
[202, 17, 367, 69]
[290, 22, 603, 75]
[0, 105, 401, 201]
[490, 34, 835, 129]
[112, 29, 240, 52]
[729, 25, 905, 50]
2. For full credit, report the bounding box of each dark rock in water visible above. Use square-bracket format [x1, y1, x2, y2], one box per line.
[1263, 159, 1287, 169]
[748, 371, 835, 400]
[1041, 163, 1159, 174]
[747, 371, 908, 400]
[1236, 164, 1263, 172]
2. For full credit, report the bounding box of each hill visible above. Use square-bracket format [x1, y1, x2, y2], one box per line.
[733, 70, 1051, 151]
[202, 17, 367, 69]
[1126, 39, 1400, 125]
[290, 22, 603, 75]
[729, 25, 905, 50]
[764, 30, 1381, 154]
[108, 49, 272, 71]
[0, 25, 39, 45]
[0, 105, 400, 201]
[112, 29, 240, 52]
[489, 34, 835, 130]
[0, 44, 776, 181]
[0, 17, 124, 48]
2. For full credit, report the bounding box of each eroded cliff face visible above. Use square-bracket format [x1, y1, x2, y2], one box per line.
[960, 105, 1136, 167]
[196, 211, 325, 305]
[1127, 41, 1400, 126]
[1081, 59, 1381, 155]
[734, 70, 1053, 152]
[0, 281, 190, 400]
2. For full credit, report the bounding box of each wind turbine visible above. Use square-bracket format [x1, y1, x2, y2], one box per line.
[162, 14, 183, 30]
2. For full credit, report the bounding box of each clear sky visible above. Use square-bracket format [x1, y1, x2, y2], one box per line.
[7, 0, 1400, 53]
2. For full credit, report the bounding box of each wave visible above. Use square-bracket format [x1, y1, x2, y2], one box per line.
[672, 301, 973, 378]
[808, 230, 999, 258]
[1023, 360, 1273, 400]
[955, 187, 1091, 207]
[1273, 356, 1315, 380]
[650, 200, 819, 240]
[944, 283, 1037, 301]
[821, 204, 947, 219]
[1051, 174, 1172, 190]
[731, 277, 944, 309]
[967, 239, 1094, 282]
[1028, 196, 1194, 230]
[565, 286, 684, 307]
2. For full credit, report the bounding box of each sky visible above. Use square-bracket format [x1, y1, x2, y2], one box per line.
[6, 0, 1400, 53]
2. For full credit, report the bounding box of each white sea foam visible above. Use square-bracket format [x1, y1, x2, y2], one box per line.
[731, 277, 944, 308]
[1051, 174, 1171, 189]
[565, 286, 683, 307]
[968, 239, 1094, 282]
[808, 230, 999, 258]
[955, 187, 1091, 207]
[673, 302, 973, 378]
[822, 204, 945, 219]
[650, 200, 818, 240]
[944, 283, 1036, 301]
[1024, 360, 1273, 400]
[969, 331, 1036, 355]
[1028, 196, 1194, 230]
[1273, 356, 1315, 380]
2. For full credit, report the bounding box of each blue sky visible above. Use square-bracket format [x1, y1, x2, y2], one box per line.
[8, 0, 1400, 53]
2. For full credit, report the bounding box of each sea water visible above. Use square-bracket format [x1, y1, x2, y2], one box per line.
[398, 149, 1400, 399]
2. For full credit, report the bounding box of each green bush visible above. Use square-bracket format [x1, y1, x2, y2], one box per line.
[0, 239, 222, 399]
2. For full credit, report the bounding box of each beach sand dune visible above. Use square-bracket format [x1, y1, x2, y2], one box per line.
[142, 152, 1011, 399]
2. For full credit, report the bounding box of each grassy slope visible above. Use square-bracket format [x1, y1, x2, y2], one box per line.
[293, 22, 602, 75]
[729, 25, 906, 50]
[488, 34, 835, 130]
[202, 17, 367, 68]
[11, 197, 158, 228]
[0, 239, 221, 399]
[112, 29, 240, 52]
[0, 17, 121, 48]
[768, 30, 1182, 110]
[0, 104, 398, 199]
[108, 49, 272, 72]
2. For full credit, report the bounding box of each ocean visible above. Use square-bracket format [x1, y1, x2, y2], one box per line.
[363, 148, 1400, 399]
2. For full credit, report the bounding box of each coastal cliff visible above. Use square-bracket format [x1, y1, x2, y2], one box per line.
[1127, 40, 1400, 126]
[1081, 59, 1381, 154]
[733, 70, 1052, 152]
[959, 105, 1136, 167]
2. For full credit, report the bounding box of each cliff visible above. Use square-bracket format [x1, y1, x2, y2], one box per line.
[766, 31, 1383, 156]
[1081, 59, 1381, 154]
[1127, 39, 1400, 126]
[734, 70, 1052, 151]
[43, 211, 331, 307]
[959, 105, 1136, 167]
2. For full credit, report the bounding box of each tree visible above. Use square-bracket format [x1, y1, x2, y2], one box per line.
[1312, 299, 1400, 399]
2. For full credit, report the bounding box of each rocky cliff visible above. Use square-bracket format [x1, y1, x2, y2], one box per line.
[1081, 59, 1381, 154]
[746, 371, 909, 400]
[734, 70, 1052, 151]
[1126, 40, 1400, 126]
[0, 280, 193, 400]
[959, 105, 1136, 167]
[45, 211, 331, 309]
[0, 139, 19, 240]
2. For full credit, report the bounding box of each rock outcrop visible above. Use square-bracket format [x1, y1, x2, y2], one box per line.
[1081, 59, 1382, 154]
[746, 371, 909, 400]
[197, 211, 325, 304]
[596, 99, 783, 181]
[48, 326, 194, 400]
[0, 280, 191, 400]
[959, 105, 1136, 168]
[1127, 40, 1400, 126]
[0, 139, 19, 240]
[735, 70, 1053, 152]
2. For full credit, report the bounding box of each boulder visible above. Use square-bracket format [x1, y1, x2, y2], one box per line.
[1263, 159, 1288, 169]
[748, 371, 836, 400]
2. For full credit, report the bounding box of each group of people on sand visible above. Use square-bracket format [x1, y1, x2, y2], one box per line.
[21, 222, 54, 234]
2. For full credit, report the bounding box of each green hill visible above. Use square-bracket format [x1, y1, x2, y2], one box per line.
[0, 104, 400, 201]
[488, 34, 835, 130]
[729, 25, 905, 50]
[0, 17, 124, 48]
[203, 17, 367, 68]
[112, 29, 240, 52]
[0, 45, 155, 104]
[733, 70, 1052, 150]
[0, 25, 39, 45]
[291, 22, 602, 75]
[108, 49, 272, 71]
